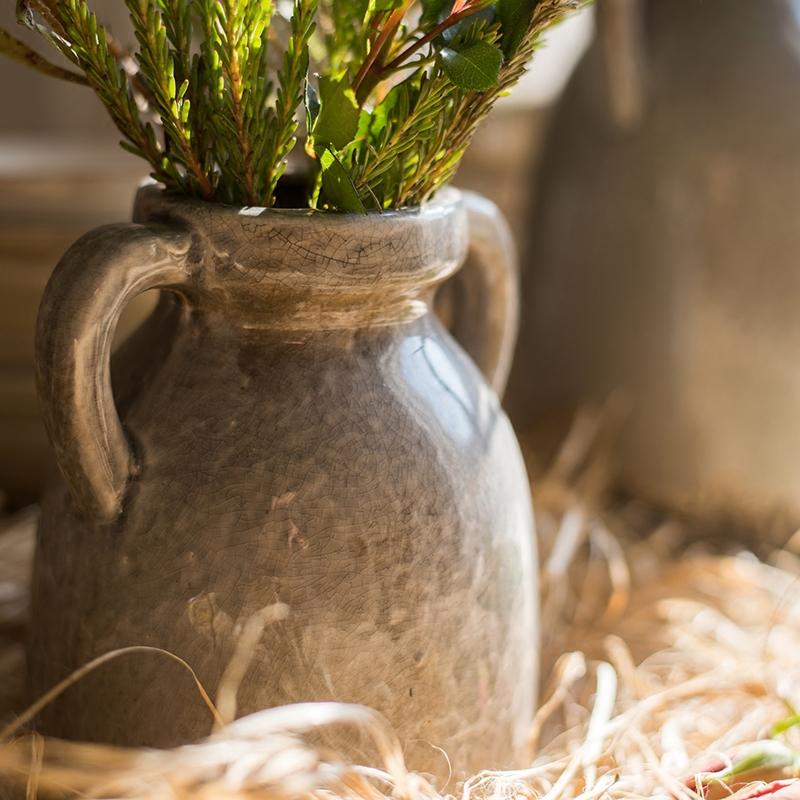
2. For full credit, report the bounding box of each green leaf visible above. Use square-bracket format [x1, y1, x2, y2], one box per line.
[440, 8, 497, 45]
[497, 0, 538, 56]
[319, 148, 366, 212]
[312, 76, 360, 150]
[439, 41, 502, 91]
[365, 81, 402, 139]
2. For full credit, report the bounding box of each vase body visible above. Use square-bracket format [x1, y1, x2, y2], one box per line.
[30, 186, 536, 777]
[506, 0, 800, 529]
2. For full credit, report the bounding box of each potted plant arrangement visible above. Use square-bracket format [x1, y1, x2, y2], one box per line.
[2, 0, 581, 779]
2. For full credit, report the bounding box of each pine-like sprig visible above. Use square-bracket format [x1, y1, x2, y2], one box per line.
[351, 71, 461, 208]
[2, 0, 587, 210]
[308, 0, 586, 209]
[0, 26, 86, 84]
[126, 0, 212, 196]
[39, 0, 168, 181]
[5, 0, 318, 207]
[401, 0, 585, 204]
[192, 0, 268, 202]
[353, 18, 500, 208]
[260, 0, 317, 202]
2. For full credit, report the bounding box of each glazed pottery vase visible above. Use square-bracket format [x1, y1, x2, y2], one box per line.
[505, 0, 800, 530]
[30, 184, 536, 777]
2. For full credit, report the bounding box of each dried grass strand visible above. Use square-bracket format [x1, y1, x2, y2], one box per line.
[0, 645, 223, 743]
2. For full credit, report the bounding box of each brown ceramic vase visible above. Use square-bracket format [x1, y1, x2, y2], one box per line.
[30, 184, 536, 777]
[506, 0, 800, 530]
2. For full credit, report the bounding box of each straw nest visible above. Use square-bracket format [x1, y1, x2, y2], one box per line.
[2, 412, 800, 800]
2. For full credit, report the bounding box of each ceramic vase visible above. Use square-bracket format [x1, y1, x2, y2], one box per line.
[506, 0, 800, 531]
[31, 184, 537, 777]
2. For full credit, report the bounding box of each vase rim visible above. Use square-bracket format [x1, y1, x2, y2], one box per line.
[134, 179, 462, 220]
[132, 182, 470, 330]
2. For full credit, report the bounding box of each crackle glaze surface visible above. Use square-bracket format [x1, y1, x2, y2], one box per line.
[31, 186, 537, 777]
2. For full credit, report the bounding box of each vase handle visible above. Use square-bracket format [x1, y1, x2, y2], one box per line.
[446, 191, 519, 398]
[35, 223, 192, 522]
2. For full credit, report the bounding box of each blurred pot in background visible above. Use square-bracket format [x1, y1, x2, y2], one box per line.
[0, 141, 144, 507]
[505, 0, 800, 533]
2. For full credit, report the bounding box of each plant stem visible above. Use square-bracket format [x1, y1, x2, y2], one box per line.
[19, 0, 66, 38]
[222, 1, 256, 204]
[0, 27, 87, 83]
[353, 0, 488, 105]
[128, 0, 213, 198]
[105, 31, 155, 105]
[352, 0, 413, 104]
[382, 3, 488, 71]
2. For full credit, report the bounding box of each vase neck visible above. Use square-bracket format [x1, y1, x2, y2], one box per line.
[134, 185, 468, 330]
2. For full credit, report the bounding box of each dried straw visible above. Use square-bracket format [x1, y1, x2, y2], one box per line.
[2, 414, 800, 799]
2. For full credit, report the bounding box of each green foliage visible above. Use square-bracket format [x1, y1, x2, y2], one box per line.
[308, 0, 586, 209]
[439, 40, 503, 90]
[0, 27, 87, 83]
[32, 0, 169, 183]
[323, 0, 370, 74]
[125, 0, 211, 196]
[1, 0, 585, 210]
[312, 77, 360, 149]
[5, 0, 316, 206]
[264, 0, 318, 200]
[497, 0, 537, 56]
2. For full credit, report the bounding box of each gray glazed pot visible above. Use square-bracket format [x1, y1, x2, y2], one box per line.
[30, 184, 536, 777]
[506, 0, 800, 531]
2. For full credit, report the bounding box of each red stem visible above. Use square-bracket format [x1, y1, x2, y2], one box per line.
[352, 2, 412, 103]
[382, 3, 488, 72]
